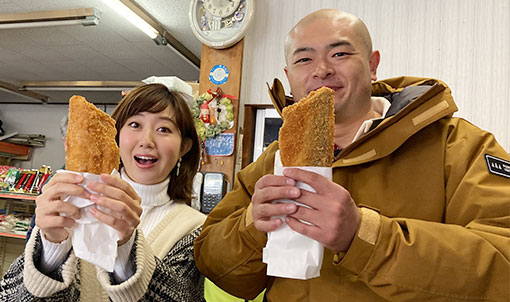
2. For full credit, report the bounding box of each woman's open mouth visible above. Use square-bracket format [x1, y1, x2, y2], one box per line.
[134, 155, 158, 166]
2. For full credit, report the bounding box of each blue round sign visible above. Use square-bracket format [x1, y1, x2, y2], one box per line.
[209, 64, 229, 85]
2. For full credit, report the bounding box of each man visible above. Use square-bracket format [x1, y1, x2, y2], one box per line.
[194, 9, 510, 301]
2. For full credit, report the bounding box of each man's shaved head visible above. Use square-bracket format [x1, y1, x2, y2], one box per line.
[282, 8, 381, 125]
[284, 9, 373, 65]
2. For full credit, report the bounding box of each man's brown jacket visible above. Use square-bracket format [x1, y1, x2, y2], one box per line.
[195, 77, 510, 302]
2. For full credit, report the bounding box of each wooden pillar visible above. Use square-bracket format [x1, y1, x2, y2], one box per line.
[198, 39, 244, 186]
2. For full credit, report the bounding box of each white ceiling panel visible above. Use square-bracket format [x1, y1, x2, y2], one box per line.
[40, 61, 99, 78]
[47, 45, 111, 62]
[0, 47, 26, 62]
[89, 39, 155, 60]
[23, 27, 84, 46]
[14, 46, 70, 62]
[0, 0, 201, 104]
[136, 0, 202, 58]
[0, 2, 23, 13]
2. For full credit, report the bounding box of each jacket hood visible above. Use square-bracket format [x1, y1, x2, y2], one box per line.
[267, 76, 459, 166]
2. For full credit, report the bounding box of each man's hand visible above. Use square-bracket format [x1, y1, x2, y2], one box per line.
[283, 168, 360, 253]
[251, 174, 299, 232]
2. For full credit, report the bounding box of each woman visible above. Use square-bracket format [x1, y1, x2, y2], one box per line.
[0, 84, 206, 301]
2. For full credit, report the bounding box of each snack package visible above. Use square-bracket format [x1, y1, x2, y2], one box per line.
[263, 87, 335, 280]
[0, 166, 13, 190]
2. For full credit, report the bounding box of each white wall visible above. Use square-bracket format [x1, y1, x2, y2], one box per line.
[0, 103, 115, 170]
[240, 0, 510, 151]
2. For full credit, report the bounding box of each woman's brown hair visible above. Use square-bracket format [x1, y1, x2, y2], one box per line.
[111, 83, 200, 205]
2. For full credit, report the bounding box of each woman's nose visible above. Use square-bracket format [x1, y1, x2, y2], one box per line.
[139, 128, 155, 148]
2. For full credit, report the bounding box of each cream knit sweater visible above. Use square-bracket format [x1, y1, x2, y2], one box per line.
[0, 173, 206, 302]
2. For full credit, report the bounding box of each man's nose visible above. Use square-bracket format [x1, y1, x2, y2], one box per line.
[312, 59, 334, 79]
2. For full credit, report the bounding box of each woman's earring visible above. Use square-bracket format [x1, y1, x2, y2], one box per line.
[176, 158, 182, 176]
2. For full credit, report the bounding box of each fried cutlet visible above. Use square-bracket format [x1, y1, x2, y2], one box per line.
[65, 95, 119, 174]
[279, 87, 335, 167]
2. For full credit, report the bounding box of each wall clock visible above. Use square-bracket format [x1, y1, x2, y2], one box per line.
[189, 0, 254, 49]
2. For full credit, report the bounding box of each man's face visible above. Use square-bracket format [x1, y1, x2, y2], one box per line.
[284, 17, 379, 121]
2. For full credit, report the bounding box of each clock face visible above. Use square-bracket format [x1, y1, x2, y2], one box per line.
[204, 0, 241, 18]
[189, 0, 254, 49]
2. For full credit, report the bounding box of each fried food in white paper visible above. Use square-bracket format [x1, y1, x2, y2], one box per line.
[65, 96, 119, 174]
[279, 87, 335, 167]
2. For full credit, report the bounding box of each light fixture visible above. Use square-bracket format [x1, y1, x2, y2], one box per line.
[0, 81, 48, 103]
[18, 81, 144, 91]
[102, 0, 158, 39]
[0, 8, 100, 29]
[102, 0, 200, 69]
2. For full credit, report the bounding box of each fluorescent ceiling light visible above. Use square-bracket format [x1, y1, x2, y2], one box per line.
[102, 0, 200, 69]
[0, 8, 100, 29]
[19, 81, 144, 91]
[103, 0, 159, 39]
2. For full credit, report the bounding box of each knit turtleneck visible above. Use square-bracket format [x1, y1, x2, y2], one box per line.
[121, 168, 171, 208]
[120, 168, 175, 237]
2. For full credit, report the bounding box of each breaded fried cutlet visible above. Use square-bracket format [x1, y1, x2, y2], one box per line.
[279, 87, 335, 167]
[66, 95, 119, 174]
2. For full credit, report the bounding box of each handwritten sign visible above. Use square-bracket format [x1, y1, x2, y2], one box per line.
[205, 133, 235, 156]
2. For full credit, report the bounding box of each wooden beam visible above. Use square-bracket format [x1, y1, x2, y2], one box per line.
[0, 81, 48, 103]
[18, 81, 144, 89]
[199, 40, 244, 186]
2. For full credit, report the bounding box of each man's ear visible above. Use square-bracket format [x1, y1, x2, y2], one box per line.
[284, 66, 290, 81]
[180, 138, 192, 157]
[369, 50, 380, 81]
[283, 66, 294, 96]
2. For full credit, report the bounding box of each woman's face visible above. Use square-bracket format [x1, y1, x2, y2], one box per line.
[119, 106, 190, 185]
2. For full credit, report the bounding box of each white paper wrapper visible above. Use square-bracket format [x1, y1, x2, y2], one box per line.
[262, 151, 331, 280]
[57, 169, 120, 272]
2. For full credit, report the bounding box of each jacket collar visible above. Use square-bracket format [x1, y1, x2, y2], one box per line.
[267, 77, 459, 166]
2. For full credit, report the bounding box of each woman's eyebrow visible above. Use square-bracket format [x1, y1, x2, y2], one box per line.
[159, 116, 178, 127]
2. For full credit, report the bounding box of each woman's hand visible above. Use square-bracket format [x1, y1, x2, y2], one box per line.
[35, 173, 88, 243]
[87, 174, 142, 246]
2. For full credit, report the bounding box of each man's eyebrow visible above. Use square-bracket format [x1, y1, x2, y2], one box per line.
[329, 41, 352, 49]
[292, 46, 315, 57]
[292, 41, 353, 57]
